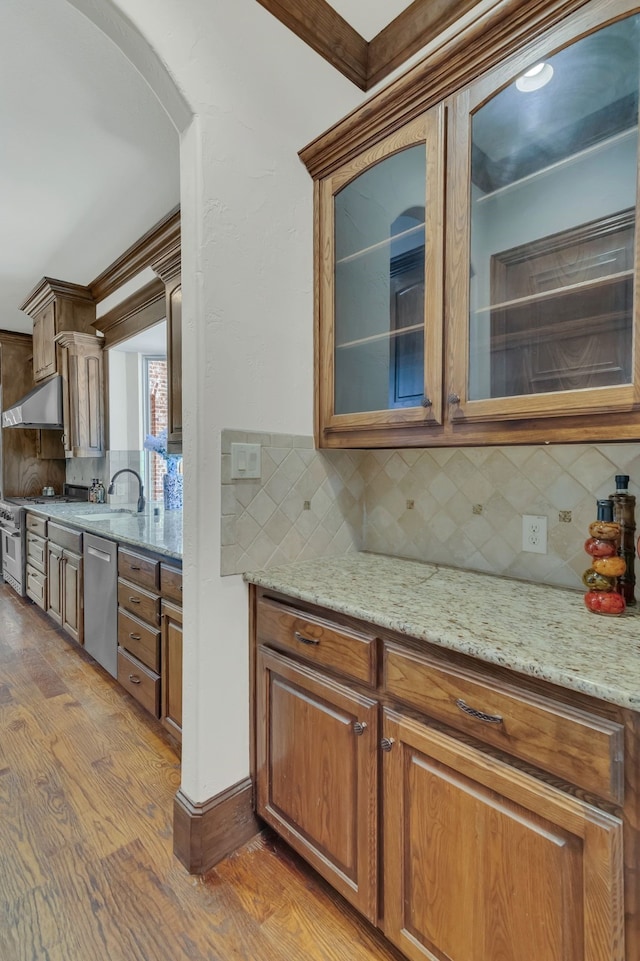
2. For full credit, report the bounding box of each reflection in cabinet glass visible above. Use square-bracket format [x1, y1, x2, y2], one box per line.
[468, 14, 639, 405]
[334, 146, 426, 415]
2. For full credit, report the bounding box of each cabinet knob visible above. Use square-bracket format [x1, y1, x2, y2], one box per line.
[128, 674, 141, 685]
[353, 721, 367, 736]
[421, 396, 432, 408]
[128, 596, 141, 605]
[129, 633, 141, 641]
[448, 393, 461, 405]
[380, 737, 395, 752]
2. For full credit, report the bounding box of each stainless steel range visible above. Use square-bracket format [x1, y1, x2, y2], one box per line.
[0, 484, 89, 596]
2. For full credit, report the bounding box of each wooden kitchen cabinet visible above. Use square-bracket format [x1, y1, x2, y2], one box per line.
[160, 599, 183, 743]
[117, 546, 161, 719]
[151, 237, 182, 454]
[47, 523, 83, 645]
[20, 277, 97, 383]
[25, 512, 47, 610]
[251, 585, 634, 961]
[55, 331, 104, 458]
[382, 709, 623, 961]
[256, 645, 379, 922]
[303, 0, 640, 447]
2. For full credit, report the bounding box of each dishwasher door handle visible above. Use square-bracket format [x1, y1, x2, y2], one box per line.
[87, 546, 112, 562]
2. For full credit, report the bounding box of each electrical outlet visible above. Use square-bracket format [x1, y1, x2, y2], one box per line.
[522, 514, 547, 554]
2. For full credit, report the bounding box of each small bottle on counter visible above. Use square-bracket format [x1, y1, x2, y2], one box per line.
[611, 474, 636, 605]
[89, 479, 97, 503]
[583, 498, 626, 615]
[95, 480, 106, 504]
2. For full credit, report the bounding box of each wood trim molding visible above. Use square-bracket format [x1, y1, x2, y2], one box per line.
[20, 277, 94, 316]
[89, 206, 180, 303]
[255, 0, 368, 89]
[299, 0, 590, 179]
[93, 278, 166, 348]
[367, 0, 485, 89]
[255, 0, 508, 91]
[173, 778, 260, 874]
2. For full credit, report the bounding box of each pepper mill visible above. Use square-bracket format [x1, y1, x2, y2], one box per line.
[611, 474, 636, 605]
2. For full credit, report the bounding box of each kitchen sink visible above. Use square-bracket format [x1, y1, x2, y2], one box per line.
[76, 509, 134, 520]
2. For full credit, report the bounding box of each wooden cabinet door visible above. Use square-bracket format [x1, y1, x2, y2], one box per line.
[46, 542, 63, 626]
[161, 600, 182, 743]
[382, 708, 624, 961]
[62, 550, 83, 646]
[33, 304, 56, 382]
[446, 1, 640, 428]
[56, 332, 104, 458]
[166, 276, 182, 453]
[317, 107, 445, 448]
[256, 646, 379, 922]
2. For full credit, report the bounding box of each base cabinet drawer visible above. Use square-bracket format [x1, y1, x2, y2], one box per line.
[257, 597, 377, 685]
[383, 642, 624, 803]
[26, 532, 47, 573]
[26, 565, 47, 610]
[118, 609, 160, 672]
[117, 648, 160, 718]
[117, 578, 160, 626]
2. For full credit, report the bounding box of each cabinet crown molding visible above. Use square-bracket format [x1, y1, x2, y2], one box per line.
[54, 330, 105, 351]
[20, 277, 95, 317]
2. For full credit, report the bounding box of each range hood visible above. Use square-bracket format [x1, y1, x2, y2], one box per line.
[2, 375, 63, 429]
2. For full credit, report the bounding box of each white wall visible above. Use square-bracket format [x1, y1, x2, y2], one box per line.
[69, 0, 365, 803]
[107, 350, 142, 450]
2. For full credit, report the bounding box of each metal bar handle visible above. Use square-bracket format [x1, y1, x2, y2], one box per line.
[128, 596, 141, 605]
[455, 698, 503, 725]
[294, 631, 319, 646]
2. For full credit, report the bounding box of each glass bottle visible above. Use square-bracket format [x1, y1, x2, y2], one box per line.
[611, 474, 636, 605]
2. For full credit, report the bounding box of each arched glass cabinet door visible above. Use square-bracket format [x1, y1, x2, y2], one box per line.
[317, 108, 445, 445]
[447, 0, 640, 423]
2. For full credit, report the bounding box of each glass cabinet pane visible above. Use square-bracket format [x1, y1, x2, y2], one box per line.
[334, 145, 426, 415]
[468, 15, 639, 402]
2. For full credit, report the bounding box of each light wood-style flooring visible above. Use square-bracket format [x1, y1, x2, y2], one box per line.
[0, 582, 399, 961]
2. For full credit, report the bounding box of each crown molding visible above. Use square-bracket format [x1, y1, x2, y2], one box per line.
[89, 206, 180, 303]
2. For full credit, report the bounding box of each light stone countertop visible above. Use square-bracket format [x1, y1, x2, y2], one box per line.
[25, 502, 182, 561]
[244, 551, 640, 711]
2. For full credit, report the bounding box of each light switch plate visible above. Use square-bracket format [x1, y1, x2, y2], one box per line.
[231, 442, 261, 479]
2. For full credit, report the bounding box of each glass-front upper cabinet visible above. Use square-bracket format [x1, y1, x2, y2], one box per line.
[448, 0, 640, 423]
[317, 109, 445, 444]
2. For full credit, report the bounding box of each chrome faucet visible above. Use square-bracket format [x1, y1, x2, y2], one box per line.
[108, 469, 145, 513]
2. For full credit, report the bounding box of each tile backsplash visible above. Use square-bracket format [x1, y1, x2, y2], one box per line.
[65, 450, 146, 505]
[222, 430, 640, 591]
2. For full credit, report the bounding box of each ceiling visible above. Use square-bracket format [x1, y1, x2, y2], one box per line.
[0, 0, 180, 336]
[0, 0, 422, 341]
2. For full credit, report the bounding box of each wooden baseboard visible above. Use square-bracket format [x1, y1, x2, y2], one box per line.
[173, 777, 260, 874]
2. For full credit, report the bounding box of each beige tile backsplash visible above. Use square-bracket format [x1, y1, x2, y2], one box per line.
[221, 430, 640, 590]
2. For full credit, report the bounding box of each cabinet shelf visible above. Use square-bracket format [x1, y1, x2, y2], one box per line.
[336, 323, 423, 351]
[476, 268, 633, 316]
[336, 223, 425, 266]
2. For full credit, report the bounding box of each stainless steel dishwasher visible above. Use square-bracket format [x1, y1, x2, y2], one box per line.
[83, 533, 118, 677]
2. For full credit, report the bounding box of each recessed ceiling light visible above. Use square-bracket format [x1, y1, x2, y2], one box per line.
[515, 62, 554, 92]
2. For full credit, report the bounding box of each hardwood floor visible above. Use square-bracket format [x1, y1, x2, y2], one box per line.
[0, 582, 399, 961]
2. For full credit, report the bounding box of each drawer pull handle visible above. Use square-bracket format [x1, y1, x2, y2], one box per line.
[380, 737, 395, 752]
[128, 674, 141, 685]
[130, 565, 141, 571]
[129, 633, 141, 641]
[294, 631, 319, 646]
[353, 721, 367, 736]
[128, 596, 141, 604]
[455, 698, 503, 725]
